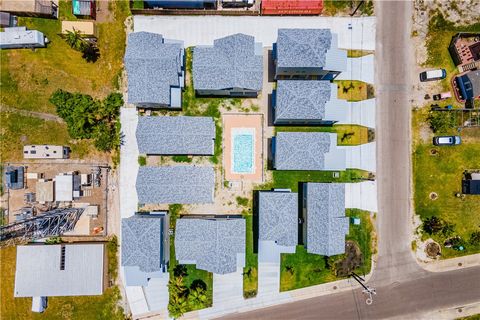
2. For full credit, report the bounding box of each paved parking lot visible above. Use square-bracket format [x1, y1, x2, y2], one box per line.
[134, 16, 375, 50]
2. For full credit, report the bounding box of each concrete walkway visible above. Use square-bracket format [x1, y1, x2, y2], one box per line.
[336, 55, 375, 84]
[134, 16, 376, 50]
[212, 268, 244, 311]
[119, 107, 139, 220]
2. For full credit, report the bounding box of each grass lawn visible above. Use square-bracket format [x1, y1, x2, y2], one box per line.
[1, 0, 129, 114]
[334, 80, 374, 102]
[0, 112, 94, 161]
[347, 49, 374, 58]
[272, 169, 370, 193]
[275, 125, 371, 146]
[243, 214, 258, 299]
[0, 239, 124, 320]
[280, 209, 374, 291]
[413, 13, 480, 258]
[413, 141, 480, 258]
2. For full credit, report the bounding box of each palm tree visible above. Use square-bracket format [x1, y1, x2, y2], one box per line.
[81, 42, 100, 63]
[65, 28, 85, 51]
[188, 287, 208, 309]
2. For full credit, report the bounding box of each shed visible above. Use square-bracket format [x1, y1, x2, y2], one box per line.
[72, 0, 95, 18]
[61, 21, 96, 38]
[262, 0, 323, 15]
[0, 11, 16, 27]
[5, 166, 24, 190]
[55, 174, 73, 202]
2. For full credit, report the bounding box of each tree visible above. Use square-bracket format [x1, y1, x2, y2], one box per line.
[82, 42, 100, 63]
[173, 264, 188, 278]
[168, 295, 189, 319]
[65, 28, 85, 51]
[188, 287, 208, 309]
[422, 216, 444, 235]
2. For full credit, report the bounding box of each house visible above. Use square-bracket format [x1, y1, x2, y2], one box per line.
[61, 21, 97, 39]
[303, 183, 349, 256]
[448, 33, 480, 72]
[124, 32, 184, 109]
[273, 132, 346, 171]
[0, 0, 58, 18]
[462, 172, 480, 195]
[273, 80, 376, 126]
[144, 0, 217, 9]
[4, 166, 24, 190]
[122, 212, 170, 286]
[36, 180, 54, 203]
[72, 0, 95, 18]
[55, 174, 73, 202]
[136, 166, 214, 204]
[175, 217, 245, 274]
[136, 116, 215, 155]
[23, 145, 70, 159]
[0, 26, 47, 49]
[0, 12, 17, 27]
[193, 33, 263, 97]
[453, 69, 480, 101]
[274, 29, 347, 80]
[261, 0, 323, 15]
[14, 244, 104, 311]
[258, 190, 298, 247]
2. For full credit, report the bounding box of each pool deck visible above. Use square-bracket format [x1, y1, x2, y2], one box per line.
[223, 114, 264, 182]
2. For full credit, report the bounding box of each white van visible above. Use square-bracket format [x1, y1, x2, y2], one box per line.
[419, 69, 447, 82]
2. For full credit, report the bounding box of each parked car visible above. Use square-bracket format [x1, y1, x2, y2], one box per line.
[433, 136, 462, 146]
[433, 92, 452, 100]
[420, 69, 447, 82]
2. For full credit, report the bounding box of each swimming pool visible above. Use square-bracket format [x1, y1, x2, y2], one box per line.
[232, 129, 255, 174]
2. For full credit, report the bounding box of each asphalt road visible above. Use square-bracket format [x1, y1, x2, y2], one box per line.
[221, 2, 480, 319]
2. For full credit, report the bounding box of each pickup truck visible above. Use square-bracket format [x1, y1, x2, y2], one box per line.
[433, 92, 452, 100]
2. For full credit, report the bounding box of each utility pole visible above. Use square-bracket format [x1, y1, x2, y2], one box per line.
[350, 272, 376, 305]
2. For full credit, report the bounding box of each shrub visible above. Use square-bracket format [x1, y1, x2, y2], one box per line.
[172, 155, 192, 163]
[422, 216, 455, 236]
[469, 231, 480, 246]
[49, 90, 123, 152]
[138, 155, 146, 166]
[427, 111, 456, 133]
[236, 196, 249, 207]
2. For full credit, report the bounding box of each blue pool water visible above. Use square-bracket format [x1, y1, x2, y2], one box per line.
[233, 133, 254, 173]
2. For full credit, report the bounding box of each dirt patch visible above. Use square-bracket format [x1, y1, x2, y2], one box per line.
[335, 241, 363, 277]
[426, 241, 441, 258]
[429, 192, 438, 200]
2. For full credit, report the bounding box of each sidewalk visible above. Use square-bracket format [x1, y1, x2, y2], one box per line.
[418, 253, 480, 272]
[180, 272, 373, 320]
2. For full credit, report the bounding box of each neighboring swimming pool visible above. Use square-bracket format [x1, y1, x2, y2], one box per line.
[232, 129, 255, 174]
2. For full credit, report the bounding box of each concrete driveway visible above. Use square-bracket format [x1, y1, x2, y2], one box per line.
[336, 54, 375, 83]
[133, 16, 375, 50]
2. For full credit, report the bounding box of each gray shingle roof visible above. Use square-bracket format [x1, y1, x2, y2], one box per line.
[125, 32, 183, 106]
[175, 218, 246, 274]
[258, 191, 298, 247]
[193, 33, 263, 91]
[274, 132, 346, 171]
[136, 116, 215, 155]
[304, 183, 349, 256]
[274, 80, 332, 122]
[136, 166, 214, 204]
[276, 29, 332, 68]
[121, 214, 167, 273]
